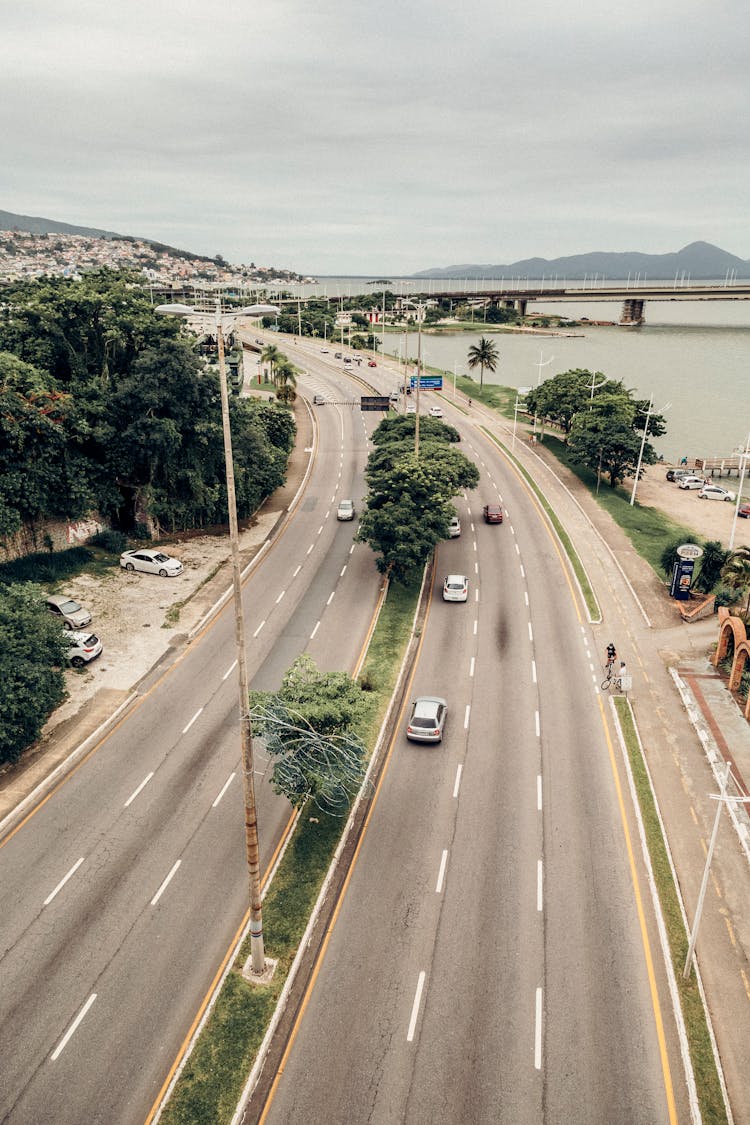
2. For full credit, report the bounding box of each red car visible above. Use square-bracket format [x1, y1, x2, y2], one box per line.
[483, 504, 503, 523]
[738, 503, 750, 518]
[368, 359, 377, 367]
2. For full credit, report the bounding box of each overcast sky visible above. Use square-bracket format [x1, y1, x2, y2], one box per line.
[2, 0, 748, 275]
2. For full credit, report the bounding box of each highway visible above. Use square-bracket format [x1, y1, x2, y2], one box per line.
[255, 384, 687, 1124]
[0, 356, 382, 1124]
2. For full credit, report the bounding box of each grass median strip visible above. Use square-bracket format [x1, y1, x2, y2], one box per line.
[481, 427, 600, 621]
[159, 575, 422, 1125]
[614, 697, 727, 1124]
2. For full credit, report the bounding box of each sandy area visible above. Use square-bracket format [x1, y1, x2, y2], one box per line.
[633, 464, 750, 548]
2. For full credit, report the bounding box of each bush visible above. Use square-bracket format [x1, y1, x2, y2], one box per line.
[89, 528, 127, 554]
[714, 584, 740, 611]
[0, 546, 94, 586]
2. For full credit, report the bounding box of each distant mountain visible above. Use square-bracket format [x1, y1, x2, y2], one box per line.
[0, 207, 214, 263]
[413, 242, 750, 281]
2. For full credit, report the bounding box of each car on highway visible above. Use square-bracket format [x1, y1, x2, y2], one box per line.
[45, 594, 92, 630]
[336, 499, 356, 521]
[678, 475, 707, 490]
[447, 515, 461, 538]
[120, 549, 184, 576]
[389, 392, 399, 403]
[334, 351, 342, 359]
[313, 393, 327, 404]
[429, 405, 443, 418]
[483, 503, 503, 523]
[666, 468, 693, 482]
[406, 403, 417, 414]
[738, 503, 750, 518]
[67, 630, 103, 668]
[343, 356, 352, 364]
[699, 484, 736, 502]
[406, 696, 447, 743]
[368, 360, 377, 367]
[442, 574, 468, 602]
[320, 347, 329, 353]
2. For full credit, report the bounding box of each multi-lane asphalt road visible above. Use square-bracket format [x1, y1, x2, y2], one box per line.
[248, 352, 687, 1123]
[0, 356, 383, 1123]
[0, 339, 689, 1124]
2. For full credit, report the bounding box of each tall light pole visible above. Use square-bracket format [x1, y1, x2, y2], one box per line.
[401, 298, 425, 458]
[630, 395, 670, 507]
[729, 430, 750, 550]
[532, 349, 553, 437]
[156, 299, 279, 977]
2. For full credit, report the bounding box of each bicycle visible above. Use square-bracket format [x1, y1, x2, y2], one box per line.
[601, 661, 621, 692]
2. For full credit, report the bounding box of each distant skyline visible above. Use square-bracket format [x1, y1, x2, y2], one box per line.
[2, 1, 748, 275]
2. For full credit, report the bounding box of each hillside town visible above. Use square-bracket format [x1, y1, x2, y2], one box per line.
[0, 227, 308, 288]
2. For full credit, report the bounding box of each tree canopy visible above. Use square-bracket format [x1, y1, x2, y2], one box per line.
[358, 415, 479, 582]
[467, 336, 499, 390]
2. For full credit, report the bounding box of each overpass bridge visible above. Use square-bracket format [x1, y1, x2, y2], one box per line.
[420, 282, 750, 324]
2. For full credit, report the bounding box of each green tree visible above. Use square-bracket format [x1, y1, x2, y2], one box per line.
[0, 583, 68, 764]
[721, 547, 750, 616]
[272, 358, 297, 404]
[359, 420, 480, 582]
[260, 343, 282, 381]
[566, 392, 655, 488]
[250, 654, 369, 811]
[467, 336, 499, 391]
[695, 540, 729, 593]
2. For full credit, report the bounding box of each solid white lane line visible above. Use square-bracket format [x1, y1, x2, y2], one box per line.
[307, 544, 314, 555]
[151, 860, 181, 906]
[528, 622, 534, 642]
[532, 659, 537, 684]
[537, 860, 543, 911]
[212, 772, 236, 808]
[310, 621, 320, 639]
[326, 591, 335, 605]
[464, 705, 470, 730]
[182, 707, 203, 734]
[469, 657, 475, 677]
[407, 972, 426, 1042]
[535, 988, 543, 1069]
[537, 774, 543, 810]
[535, 711, 540, 737]
[340, 565, 347, 577]
[253, 620, 266, 637]
[436, 849, 448, 893]
[293, 564, 302, 578]
[51, 993, 97, 1061]
[524, 591, 529, 606]
[44, 857, 85, 906]
[275, 590, 285, 604]
[222, 659, 238, 681]
[124, 773, 154, 808]
[473, 620, 478, 636]
[453, 764, 463, 798]
[520, 564, 526, 579]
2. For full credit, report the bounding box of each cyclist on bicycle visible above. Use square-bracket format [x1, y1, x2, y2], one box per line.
[606, 642, 617, 666]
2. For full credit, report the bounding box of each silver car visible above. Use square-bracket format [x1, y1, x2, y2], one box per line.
[337, 499, 356, 521]
[120, 549, 183, 576]
[406, 696, 447, 742]
[678, 475, 707, 490]
[46, 594, 92, 630]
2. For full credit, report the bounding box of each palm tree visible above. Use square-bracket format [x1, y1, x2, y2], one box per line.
[260, 343, 281, 383]
[273, 359, 297, 404]
[695, 540, 729, 593]
[721, 546, 750, 615]
[467, 336, 499, 392]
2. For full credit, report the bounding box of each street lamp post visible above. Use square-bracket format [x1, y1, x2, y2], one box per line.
[630, 395, 671, 507]
[156, 299, 279, 977]
[729, 429, 750, 550]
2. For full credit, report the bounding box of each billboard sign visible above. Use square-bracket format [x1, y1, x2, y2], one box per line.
[360, 396, 391, 412]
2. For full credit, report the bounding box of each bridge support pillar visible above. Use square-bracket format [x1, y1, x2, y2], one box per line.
[620, 298, 645, 325]
[515, 298, 527, 316]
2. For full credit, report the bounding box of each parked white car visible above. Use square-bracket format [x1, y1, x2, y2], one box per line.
[699, 484, 736, 502]
[678, 475, 707, 490]
[67, 631, 103, 667]
[336, 499, 356, 521]
[120, 549, 183, 576]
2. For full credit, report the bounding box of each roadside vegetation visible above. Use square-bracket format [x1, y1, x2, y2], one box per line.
[158, 575, 422, 1125]
[613, 699, 727, 1123]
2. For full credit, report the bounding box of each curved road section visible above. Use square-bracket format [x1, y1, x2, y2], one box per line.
[255, 397, 687, 1124]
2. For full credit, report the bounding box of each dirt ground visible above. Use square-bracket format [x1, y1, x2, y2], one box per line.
[633, 463, 750, 548]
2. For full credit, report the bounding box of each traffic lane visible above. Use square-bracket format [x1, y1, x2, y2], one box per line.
[480, 437, 680, 1118]
[306, 540, 382, 675]
[7, 776, 268, 1125]
[262, 574, 479, 1123]
[403, 502, 544, 1122]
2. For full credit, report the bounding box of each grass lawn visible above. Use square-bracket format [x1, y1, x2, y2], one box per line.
[159, 574, 422, 1125]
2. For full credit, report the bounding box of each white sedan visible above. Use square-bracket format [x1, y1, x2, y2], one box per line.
[429, 405, 443, 418]
[120, 549, 184, 576]
[699, 484, 736, 502]
[678, 475, 707, 490]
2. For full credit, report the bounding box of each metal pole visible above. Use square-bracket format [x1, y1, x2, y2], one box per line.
[216, 305, 266, 976]
[630, 394, 653, 506]
[683, 761, 732, 979]
[415, 309, 421, 459]
[729, 430, 750, 550]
